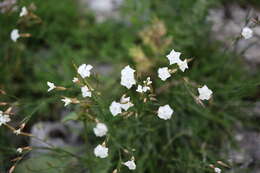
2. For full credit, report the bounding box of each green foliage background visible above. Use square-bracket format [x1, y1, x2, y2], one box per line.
[0, 0, 259, 172]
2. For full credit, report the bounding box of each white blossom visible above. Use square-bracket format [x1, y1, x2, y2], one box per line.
[81, 86, 91, 98]
[136, 85, 150, 93]
[178, 59, 188, 72]
[157, 105, 174, 120]
[145, 77, 152, 85]
[93, 123, 108, 137]
[120, 95, 134, 111]
[198, 85, 213, 100]
[123, 160, 136, 170]
[72, 77, 79, 83]
[17, 148, 23, 153]
[94, 144, 108, 158]
[0, 111, 11, 126]
[109, 101, 122, 116]
[14, 129, 21, 135]
[10, 29, 20, 42]
[241, 27, 253, 39]
[61, 98, 72, 107]
[120, 65, 136, 89]
[47, 81, 56, 92]
[158, 67, 171, 81]
[77, 64, 93, 78]
[214, 167, 221, 173]
[166, 49, 182, 65]
[19, 6, 28, 17]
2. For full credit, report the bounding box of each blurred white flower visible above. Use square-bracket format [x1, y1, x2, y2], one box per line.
[123, 160, 136, 170]
[166, 49, 181, 65]
[120, 65, 136, 89]
[158, 67, 171, 81]
[241, 27, 253, 39]
[214, 167, 221, 173]
[145, 77, 152, 85]
[61, 98, 72, 107]
[198, 85, 213, 100]
[0, 111, 11, 126]
[157, 105, 173, 120]
[81, 86, 91, 98]
[120, 95, 134, 111]
[94, 144, 108, 158]
[77, 64, 93, 78]
[47, 81, 56, 92]
[178, 59, 188, 72]
[136, 85, 150, 93]
[14, 129, 21, 135]
[109, 101, 122, 116]
[93, 123, 108, 137]
[19, 6, 28, 17]
[17, 148, 23, 153]
[10, 29, 20, 42]
[72, 77, 79, 83]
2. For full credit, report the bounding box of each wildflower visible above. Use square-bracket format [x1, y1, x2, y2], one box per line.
[178, 59, 188, 72]
[10, 29, 20, 42]
[158, 67, 171, 81]
[47, 81, 56, 92]
[72, 77, 79, 83]
[120, 65, 136, 89]
[61, 98, 72, 107]
[17, 148, 23, 153]
[157, 105, 174, 120]
[77, 64, 93, 78]
[0, 111, 11, 126]
[136, 85, 150, 93]
[81, 86, 91, 98]
[241, 27, 253, 39]
[13, 129, 21, 135]
[166, 49, 182, 65]
[123, 160, 136, 170]
[198, 85, 213, 100]
[145, 77, 152, 85]
[93, 123, 108, 137]
[120, 95, 134, 111]
[94, 144, 108, 158]
[19, 6, 28, 17]
[109, 101, 122, 116]
[214, 167, 221, 173]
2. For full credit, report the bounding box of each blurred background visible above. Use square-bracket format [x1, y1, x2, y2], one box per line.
[0, 0, 260, 172]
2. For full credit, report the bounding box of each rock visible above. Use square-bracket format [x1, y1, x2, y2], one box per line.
[78, 0, 124, 22]
[207, 4, 260, 68]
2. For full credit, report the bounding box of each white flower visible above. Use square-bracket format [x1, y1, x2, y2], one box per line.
[136, 85, 150, 93]
[120, 95, 134, 111]
[198, 85, 213, 100]
[19, 6, 28, 17]
[178, 59, 188, 72]
[120, 65, 136, 89]
[145, 77, 152, 85]
[123, 160, 136, 170]
[47, 81, 56, 92]
[17, 148, 23, 153]
[61, 98, 72, 107]
[72, 77, 79, 83]
[241, 27, 253, 39]
[157, 105, 174, 120]
[214, 167, 221, 173]
[93, 123, 108, 137]
[166, 49, 182, 65]
[14, 129, 21, 135]
[94, 144, 108, 158]
[77, 64, 93, 78]
[158, 67, 171, 81]
[10, 29, 20, 42]
[81, 86, 91, 98]
[109, 101, 122, 116]
[0, 111, 11, 126]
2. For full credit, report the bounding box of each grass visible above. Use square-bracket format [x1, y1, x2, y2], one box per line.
[0, 0, 260, 172]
